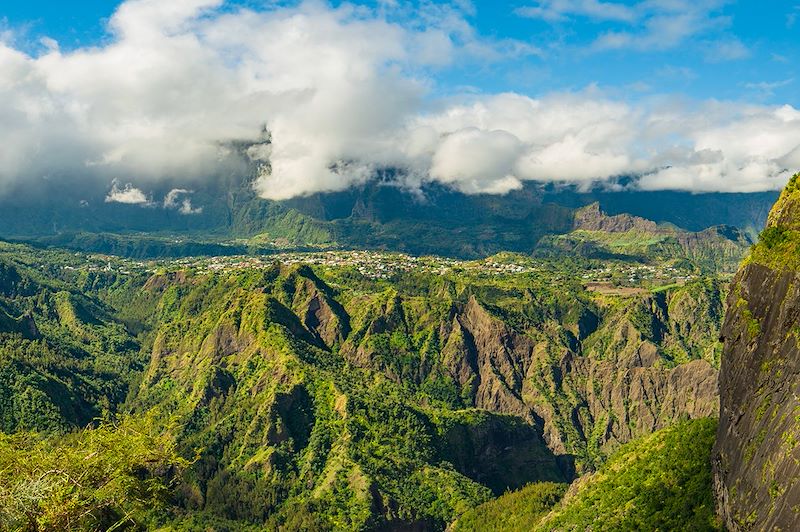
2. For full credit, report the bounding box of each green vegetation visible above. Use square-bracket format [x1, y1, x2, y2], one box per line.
[454, 481, 568, 531]
[538, 226, 749, 273]
[745, 173, 800, 271]
[0, 246, 144, 433]
[458, 419, 721, 531]
[749, 226, 800, 271]
[0, 416, 186, 531]
[0, 240, 730, 530]
[540, 418, 721, 531]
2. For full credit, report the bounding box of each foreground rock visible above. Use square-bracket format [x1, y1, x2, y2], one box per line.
[714, 174, 800, 530]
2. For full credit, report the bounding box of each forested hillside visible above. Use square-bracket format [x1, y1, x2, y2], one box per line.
[456, 418, 721, 531]
[0, 239, 728, 529]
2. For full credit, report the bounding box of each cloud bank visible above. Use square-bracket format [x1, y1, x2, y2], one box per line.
[0, 0, 798, 200]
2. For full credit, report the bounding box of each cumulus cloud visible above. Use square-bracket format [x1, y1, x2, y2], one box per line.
[429, 128, 524, 194]
[105, 180, 151, 204]
[400, 93, 800, 194]
[0, 0, 797, 200]
[0, 0, 530, 199]
[638, 104, 800, 192]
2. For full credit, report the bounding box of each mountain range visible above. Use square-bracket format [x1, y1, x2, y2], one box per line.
[0, 170, 797, 530]
[0, 173, 777, 260]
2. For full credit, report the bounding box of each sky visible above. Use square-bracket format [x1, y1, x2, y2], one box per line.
[1, 0, 799, 204]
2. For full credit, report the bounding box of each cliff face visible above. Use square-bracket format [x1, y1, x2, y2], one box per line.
[573, 202, 663, 233]
[539, 202, 752, 271]
[714, 174, 800, 530]
[336, 276, 721, 469]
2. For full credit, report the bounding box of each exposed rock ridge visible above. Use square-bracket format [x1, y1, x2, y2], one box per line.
[573, 202, 664, 233]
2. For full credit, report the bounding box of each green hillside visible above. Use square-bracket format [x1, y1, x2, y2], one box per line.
[456, 418, 721, 531]
[0, 241, 729, 529]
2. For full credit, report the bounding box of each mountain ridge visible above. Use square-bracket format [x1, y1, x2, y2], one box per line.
[0, 176, 777, 260]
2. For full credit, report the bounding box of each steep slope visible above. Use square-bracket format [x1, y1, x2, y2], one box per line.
[714, 173, 800, 530]
[127, 266, 568, 529]
[456, 418, 721, 531]
[0, 248, 143, 433]
[334, 272, 720, 469]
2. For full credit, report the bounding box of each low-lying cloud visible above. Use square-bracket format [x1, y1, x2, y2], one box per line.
[105, 180, 150, 205]
[164, 188, 203, 214]
[0, 0, 798, 200]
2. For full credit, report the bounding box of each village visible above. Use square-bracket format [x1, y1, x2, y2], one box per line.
[64, 248, 704, 291]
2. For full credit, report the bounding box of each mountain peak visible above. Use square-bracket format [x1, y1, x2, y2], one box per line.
[573, 202, 663, 233]
[765, 172, 800, 230]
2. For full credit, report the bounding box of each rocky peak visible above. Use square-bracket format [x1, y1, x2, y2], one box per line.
[573, 202, 662, 233]
[765, 173, 800, 230]
[287, 271, 350, 348]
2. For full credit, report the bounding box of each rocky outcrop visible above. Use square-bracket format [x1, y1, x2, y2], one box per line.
[714, 262, 800, 530]
[0, 309, 39, 339]
[675, 225, 752, 270]
[558, 203, 751, 271]
[289, 274, 350, 347]
[563, 356, 717, 448]
[573, 202, 662, 233]
[454, 297, 534, 419]
[713, 175, 800, 530]
[336, 283, 722, 468]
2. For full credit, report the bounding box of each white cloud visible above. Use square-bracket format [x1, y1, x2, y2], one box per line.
[0, 0, 535, 200]
[516, 0, 737, 53]
[745, 79, 794, 97]
[105, 180, 150, 204]
[164, 188, 203, 214]
[638, 104, 800, 192]
[0, 0, 796, 200]
[397, 93, 800, 193]
[515, 0, 637, 23]
[430, 128, 524, 194]
[178, 199, 203, 214]
[703, 38, 750, 62]
[164, 188, 190, 209]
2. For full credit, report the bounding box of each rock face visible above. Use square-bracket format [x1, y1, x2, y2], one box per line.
[543, 355, 718, 454]
[714, 174, 800, 530]
[547, 202, 752, 271]
[573, 202, 662, 233]
[338, 281, 721, 469]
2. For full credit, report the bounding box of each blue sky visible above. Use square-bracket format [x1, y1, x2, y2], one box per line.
[3, 0, 798, 105]
[1, 0, 799, 197]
